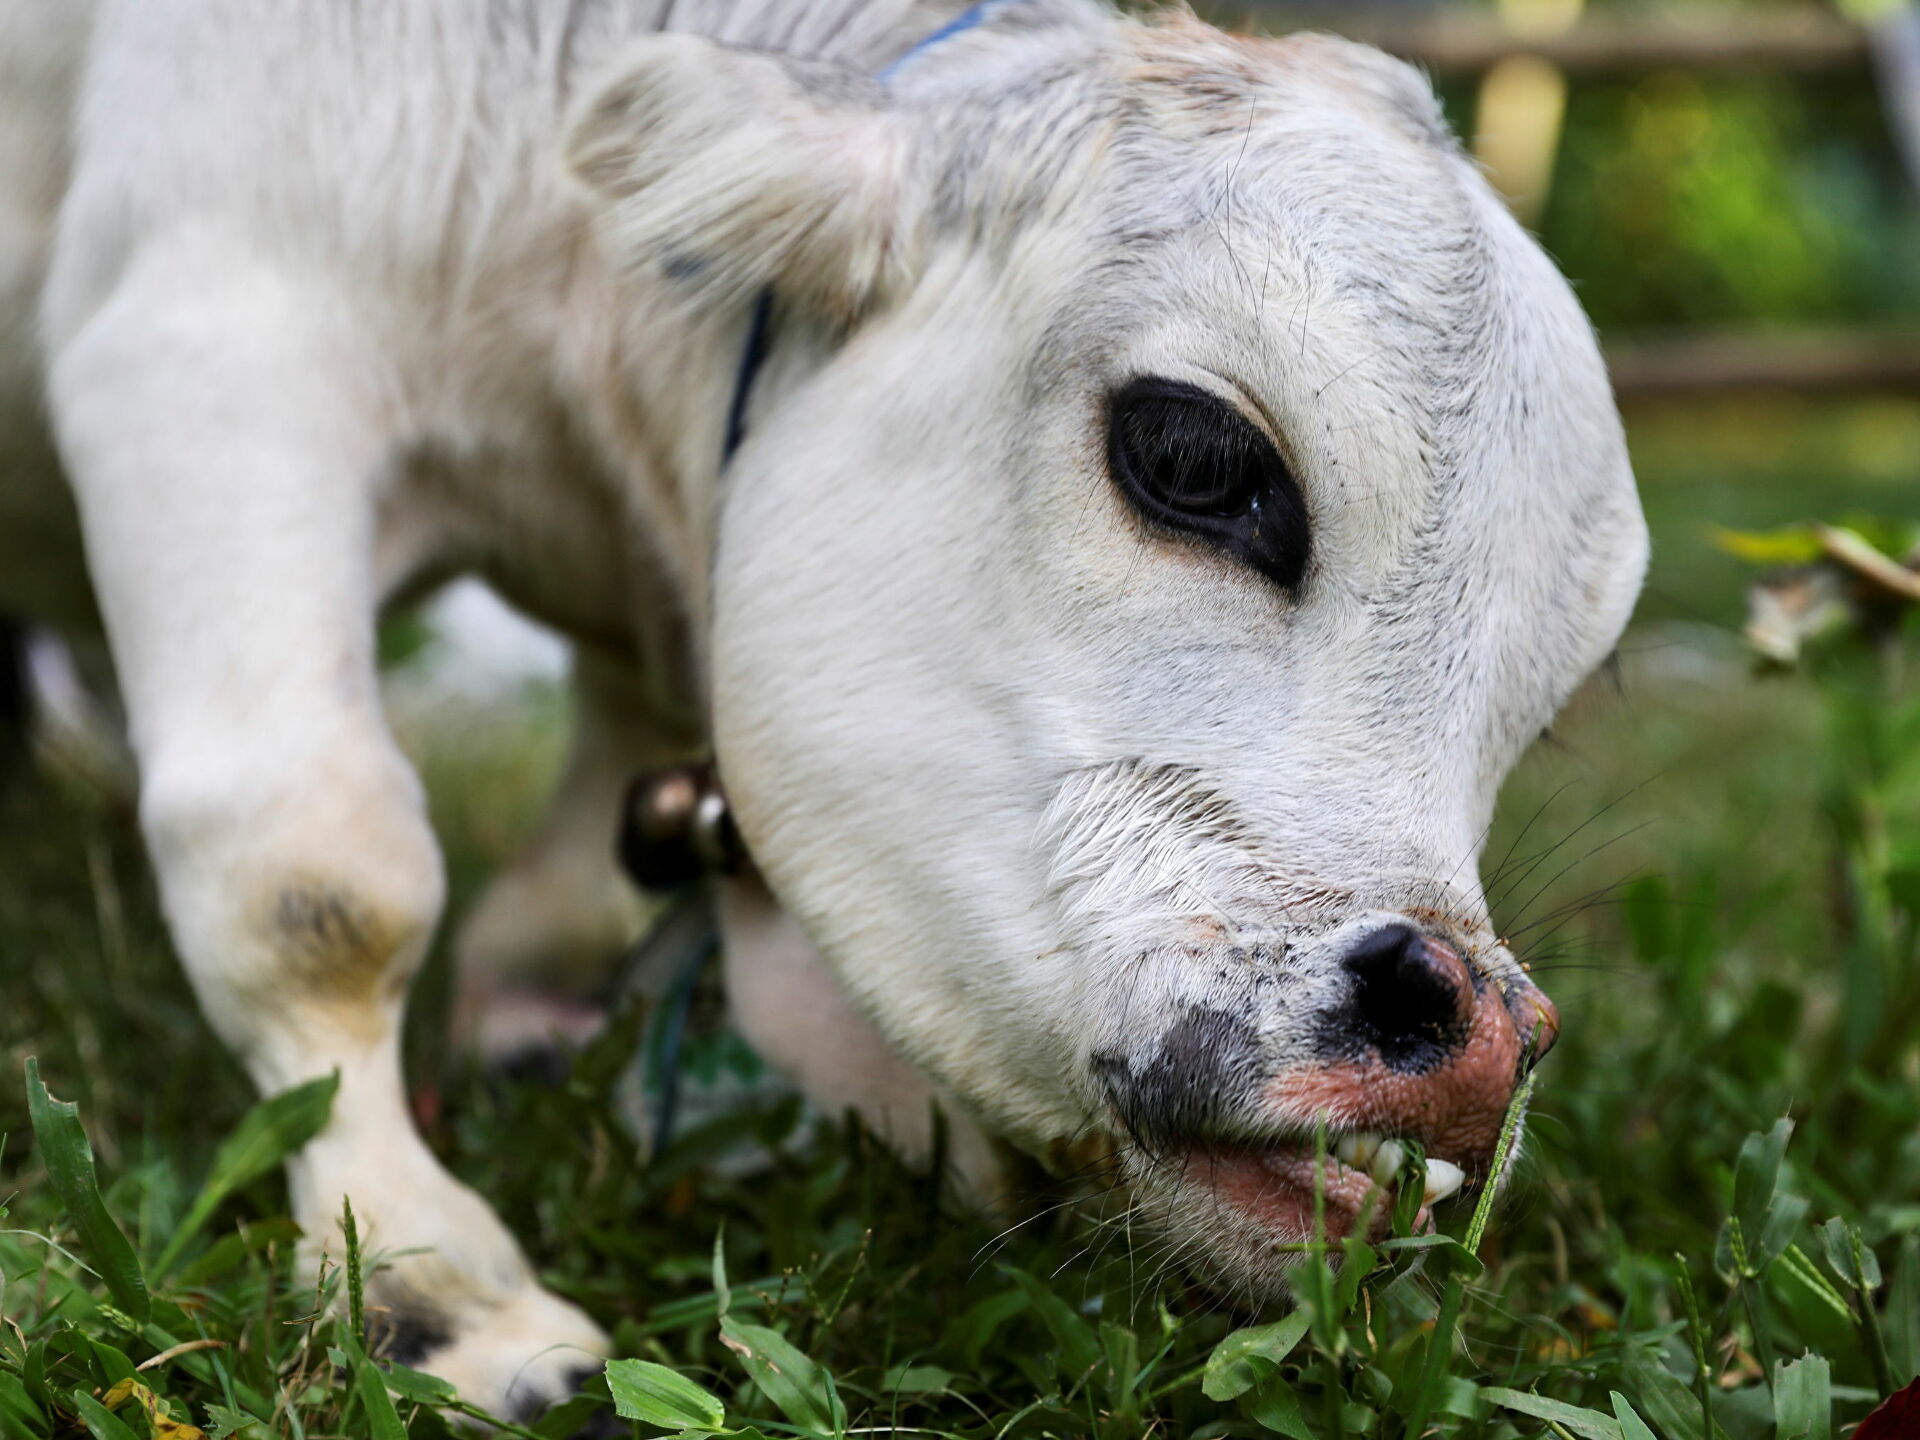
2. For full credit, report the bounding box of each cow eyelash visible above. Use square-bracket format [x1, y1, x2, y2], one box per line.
[1105, 377, 1312, 593]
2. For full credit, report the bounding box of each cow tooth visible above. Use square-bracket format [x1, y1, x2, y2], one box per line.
[1423, 1159, 1466, 1204]
[1334, 1133, 1379, 1171]
[1367, 1140, 1405, 1186]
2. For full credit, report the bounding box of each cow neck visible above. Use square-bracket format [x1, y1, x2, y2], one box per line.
[717, 0, 1009, 472]
[631, 0, 1016, 1159]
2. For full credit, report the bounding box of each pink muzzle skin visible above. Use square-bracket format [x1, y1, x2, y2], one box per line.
[1268, 934, 1558, 1181]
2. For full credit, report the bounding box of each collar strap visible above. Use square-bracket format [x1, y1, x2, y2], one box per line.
[875, 0, 1005, 83]
[632, 9, 1007, 1158]
[718, 0, 1006, 469]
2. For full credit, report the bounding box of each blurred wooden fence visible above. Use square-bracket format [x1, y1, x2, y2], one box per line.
[1204, 4, 1920, 401]
[1607, 328, 1920, 400]
[1238, 7, 1871, 75]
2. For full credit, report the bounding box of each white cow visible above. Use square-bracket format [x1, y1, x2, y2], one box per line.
[0, 0, 1648, 1422]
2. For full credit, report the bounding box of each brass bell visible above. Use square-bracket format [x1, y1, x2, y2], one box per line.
[617, 763, 744, 890]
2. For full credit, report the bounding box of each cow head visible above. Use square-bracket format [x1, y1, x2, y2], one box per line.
[569, 3, 1647, 1299]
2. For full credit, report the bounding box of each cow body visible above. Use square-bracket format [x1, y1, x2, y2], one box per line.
[2, 0, 1648, 1422]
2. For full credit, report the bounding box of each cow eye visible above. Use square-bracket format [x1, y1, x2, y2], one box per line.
[1106, 377, 1311, 592]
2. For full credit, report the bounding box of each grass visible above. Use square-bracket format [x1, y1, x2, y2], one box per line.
[1, 398, 1918, 1439]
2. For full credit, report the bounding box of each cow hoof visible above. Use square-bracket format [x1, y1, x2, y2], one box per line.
[485, 1036, 583, 1091]
[561, 1409, 629, 1440]
[539, 1371, 629, 1440]
[376, 1285, 609, 1427]
[0, 617, 29, 778]
[458, 985, 607, 1076]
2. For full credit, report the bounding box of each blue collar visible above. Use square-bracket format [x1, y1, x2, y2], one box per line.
[875, 0, 1004, 83]
[719, 0, 1004, 468]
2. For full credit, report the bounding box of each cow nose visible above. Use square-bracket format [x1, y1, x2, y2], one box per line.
[1337, 923, 1476, 1073]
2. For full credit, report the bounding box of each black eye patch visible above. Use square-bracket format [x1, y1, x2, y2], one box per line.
[1106, 377, 1311, 593]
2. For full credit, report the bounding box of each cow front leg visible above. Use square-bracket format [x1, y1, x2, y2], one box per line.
[455, 647, 699, 1064]
[46, 244, 606, 1421]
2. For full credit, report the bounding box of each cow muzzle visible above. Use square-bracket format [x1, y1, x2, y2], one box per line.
[1092, 922, 1557, 1274]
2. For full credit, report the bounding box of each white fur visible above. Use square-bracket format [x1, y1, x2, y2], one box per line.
[1, 0, 1647, 1414]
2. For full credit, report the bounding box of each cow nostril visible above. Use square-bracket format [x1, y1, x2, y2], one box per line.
[1339, 924, 1473, 1072]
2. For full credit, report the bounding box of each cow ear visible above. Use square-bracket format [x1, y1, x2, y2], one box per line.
[568, 36, 911, 320]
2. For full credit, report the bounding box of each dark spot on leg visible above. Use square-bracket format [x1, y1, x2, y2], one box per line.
[276, 884, 376, 959]
[269, 881, 396, 1004]
[1092, 1005, 1263, 1151]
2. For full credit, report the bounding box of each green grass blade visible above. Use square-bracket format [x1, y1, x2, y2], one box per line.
[1774, 1353, 1832, 1440]
[153, 1072, 337, 1278]
[1245, 1370, 1316, 1440]
[1483, 1387, 1623, 1440]
[1848, 1229, 1898, 1398]
[1402, 1278, 1463, 1439]
[1775, 1244, 1854, 1326]
[351, 1354, 408, 1440]
[67, 1391, 141, 1440]
[1622, 1342, 1710, 1440]
[1610, 1391, 1659, 1440]
[1886, 1238, 1919, 1384]
[1402, 1070, 1536, 1438]
[1004, 1267, 1102, 1380]
[24, 1059, 149, 1324]
[333, 1331, 420, 1440]
[343, 1196, 365, 1343]
[1465, 1071, 1535, 1256]
[1203, 1311, 1311, 1402]
[0, 1371, 48, 1438]
[720, 1317, 847, 1438]
[1674, 1259, 1717, 1440]
[606, 1357, 729, 1430]
[1731, 1121, 1792, 1238]
[85, 1339, 136, 1388]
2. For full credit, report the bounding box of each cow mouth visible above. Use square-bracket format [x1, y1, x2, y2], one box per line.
[1174, 1131, 1469, 1247]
